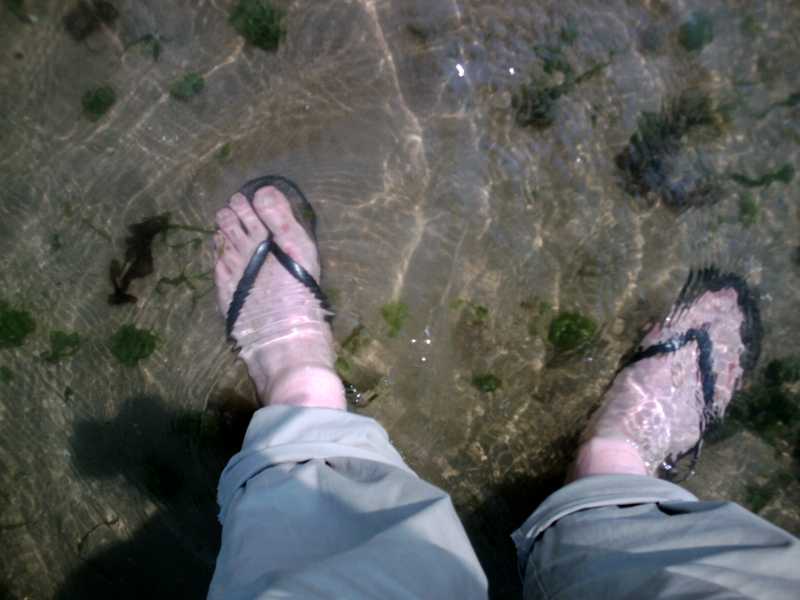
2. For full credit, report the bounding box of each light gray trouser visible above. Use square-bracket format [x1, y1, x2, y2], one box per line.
[209, 406, 800, 599]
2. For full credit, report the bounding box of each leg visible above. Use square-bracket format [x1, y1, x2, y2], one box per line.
[513, 272, 800, 599]
[210, 184, 488, 599]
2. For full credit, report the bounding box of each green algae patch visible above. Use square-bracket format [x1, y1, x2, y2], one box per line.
[0, 301, 35, 348]
[678, 11, 714, 52]
[41, 330, 81, 363]
[738, 194, 759, 227]
[109, 324, 157, 366]
[216, 143, 232, 161]
[342, 324, 368, 354]
[6, 0, 30, 22]
[728, 356, 800, 446]
[0, 366, 12, 384]
[229, 0, 286, 52]
[548, 311, 597, 353]
[381, 302, 408, 338]
[451, 299, 489, 326]
[472, 373, 501, 393]
[730, 164, 795, 188]
[82, 85, 116, 121]
[170, 72, 205, 101]
[127, 33, 163, 61]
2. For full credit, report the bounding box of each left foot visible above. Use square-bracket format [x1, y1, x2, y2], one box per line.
[214, 186, 345, 410]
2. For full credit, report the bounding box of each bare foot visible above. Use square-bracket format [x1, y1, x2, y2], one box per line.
[572, 276, 758, 479]
[214, 186, 345, 410]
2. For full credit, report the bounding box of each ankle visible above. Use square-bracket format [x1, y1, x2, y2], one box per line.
[569, 437, 649, 481]
[264, 364, 346, 410]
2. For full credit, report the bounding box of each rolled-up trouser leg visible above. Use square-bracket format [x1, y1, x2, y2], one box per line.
[512, 474, 800, 600]
[208, 405, 488, 600]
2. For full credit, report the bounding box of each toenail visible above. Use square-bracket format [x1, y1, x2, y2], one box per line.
[255, 186, 277, 204]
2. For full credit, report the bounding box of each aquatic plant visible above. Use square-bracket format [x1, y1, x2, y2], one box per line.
[738, 194, 759, 227]
[451, 299, 489, 326]
[728, 356, 800, 445]
[109, 214, 170, 304]
[0, 366, 12, 384]
[109, 324, 157, 366]
[5, 0, 30, 22]
[229, 0, 286, 52]
[41, 330, 81, 363]
[63, 1, 118, 41]
[616, 92, 720, 209]
[127, 33, 162, 61]
[216, 143, 232, 161]
[81, 85, 116, 121]
[0, 301, 35, 348]
[560, 20, 578, 45]
[381, 302, 408, 338]
[548, 311, 597, 353]
[514, 60, 609, 129]
[170, 72, 205, 101]
[342, 324, 368, 354]
[471, 373, 501, 393]
[740, 15, 764, 37]
[730, 164, 795, 188]
[678, 11, 714, 52]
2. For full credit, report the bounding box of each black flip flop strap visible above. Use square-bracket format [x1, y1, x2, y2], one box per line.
[627, 327, 717, 476]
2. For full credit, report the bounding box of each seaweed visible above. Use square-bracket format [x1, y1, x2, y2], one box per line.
[616, 92, 721, 209]
[41, 330, 81, 363]
[170, 72, 205, 101]
[50, 233, 63, 252]
[740, 15, 764, 37]
[5, 0, 30, 23]
[560, 19, 578, 45]
[730, 164, 795, 188]
[109, 214, 170, 304]
[728, 356, 800, 445]
[472, 373, 501, 393]
[216, 143, 232, 161]
[514, 59, 609, 129]
[451, 299, 489, 326]
[0, 366, 12, 384]
[229, 0, 286, 52]
[126, 33, 163, 61]
[0, 301, 35, 348]
[548, 311, 597, 353]
[678, 10, 714, 52]
[81, 85, 116, 121]
[738, 194, 759, 227]
[341, 324, 368, 354]
[743, 482, 772, 513]
[109, 324, 157, 366]
[63, 1, 118, 41]
[381, 302, 408, 338]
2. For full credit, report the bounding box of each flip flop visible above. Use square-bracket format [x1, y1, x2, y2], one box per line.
[224, 175, 333, 347]
[621, 267, 762, 479]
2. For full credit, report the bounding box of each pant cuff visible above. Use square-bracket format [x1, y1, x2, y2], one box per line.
[511, 474, 698, 571]
[217, 405, 414, 523]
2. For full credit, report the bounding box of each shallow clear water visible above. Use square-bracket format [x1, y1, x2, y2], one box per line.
[1, 1, 799, 598]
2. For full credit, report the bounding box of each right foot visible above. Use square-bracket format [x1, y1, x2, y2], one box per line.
[214, 186, 345, 410]
[573, 275, 759, 478]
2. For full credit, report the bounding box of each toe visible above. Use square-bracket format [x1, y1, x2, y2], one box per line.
[253, 186, 317, 259]
[229, 193, 268, 240]
[216, 207, 247, 253]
